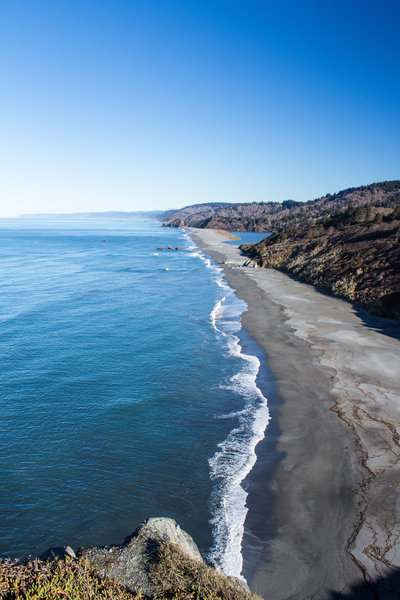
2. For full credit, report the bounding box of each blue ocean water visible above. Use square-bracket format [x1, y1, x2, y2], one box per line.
[0, 217, 269, 578]
[226, 231, 271, 245]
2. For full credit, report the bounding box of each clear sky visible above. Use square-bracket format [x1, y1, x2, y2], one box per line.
[0, 0, 399, 217]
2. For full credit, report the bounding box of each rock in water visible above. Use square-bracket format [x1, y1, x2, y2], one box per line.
[79, 517, 203, 597]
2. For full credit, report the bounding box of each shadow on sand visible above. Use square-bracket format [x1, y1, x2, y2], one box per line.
[280, 271, 400, 342]
[329, 568, 400, 599]
[354, 305, 400, 343]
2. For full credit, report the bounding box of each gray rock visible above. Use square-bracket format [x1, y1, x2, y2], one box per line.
[243, 259, 259, 268]
[40, 546, 76, 561]
[80, 517, 203, 597]
[129, 517, 202, 562]
[229, 575, 251, 594]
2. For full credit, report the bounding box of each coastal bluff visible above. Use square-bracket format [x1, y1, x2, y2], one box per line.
[240, 203, 400, 321]
[1, 518, 261, 600]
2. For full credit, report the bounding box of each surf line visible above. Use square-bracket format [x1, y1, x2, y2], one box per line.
[183, 231, 270, 581]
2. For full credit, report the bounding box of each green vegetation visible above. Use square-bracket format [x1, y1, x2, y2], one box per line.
[266, 225, 299, 242]
[0, 545, 262, 600]
[373, 206, 400, 224]
[0, 557, 137, 599]
[322, 205, 373, 229]
[386, 206, 400, 221]
[312, 180, 400, 205]
[282, 200, 302, 209]
[162, 180, 400, 232]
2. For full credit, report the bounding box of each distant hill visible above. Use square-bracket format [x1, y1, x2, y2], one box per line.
[161, 181, 400, 320]
[240, 202, 400, 320]
[162, 181, 400, 232]
[160, 202, 233, 224]
[162, 200, 289, 230]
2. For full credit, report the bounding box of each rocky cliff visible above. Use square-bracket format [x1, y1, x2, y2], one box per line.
[240, 204, 400, 320]
[0, 518, 261, 600]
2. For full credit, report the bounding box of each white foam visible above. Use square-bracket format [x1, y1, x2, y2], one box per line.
[210, 297, 226, 331]
[187, 234, 270, 581]
[208, 322, 270, 579]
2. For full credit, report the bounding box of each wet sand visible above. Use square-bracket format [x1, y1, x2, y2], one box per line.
[190, 227, 400, 599]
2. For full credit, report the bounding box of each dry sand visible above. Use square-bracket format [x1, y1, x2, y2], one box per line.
[190, 227, 400, 600]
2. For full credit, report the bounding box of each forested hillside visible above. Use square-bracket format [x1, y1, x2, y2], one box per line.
[240, 203, 400, 320]
[162, 181, 400, 232]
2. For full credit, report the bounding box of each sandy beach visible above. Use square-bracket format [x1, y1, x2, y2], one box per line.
[190, 227, 400, 600]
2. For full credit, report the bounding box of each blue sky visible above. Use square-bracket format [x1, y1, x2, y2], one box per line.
[0, 0, 399, 216]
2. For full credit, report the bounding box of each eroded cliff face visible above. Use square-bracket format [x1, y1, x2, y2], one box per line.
[240, 212, 400, 320]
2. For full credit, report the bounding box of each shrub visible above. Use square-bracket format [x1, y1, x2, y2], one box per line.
[0, 557, 138, 600]
[387, 206, 400, 221]
[0, 548, 263, 600]
[150, 543, 262, 600]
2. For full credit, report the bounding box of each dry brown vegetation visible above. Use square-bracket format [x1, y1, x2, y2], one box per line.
[162, 180, 400, 232]
[240, 204, 400, 320]
[0, 544, 262, 600]
[151, 543, 262, 600]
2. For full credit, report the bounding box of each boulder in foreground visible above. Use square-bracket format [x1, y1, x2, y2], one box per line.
[80, 517, 256, 598]
[79, 517, 204, 596]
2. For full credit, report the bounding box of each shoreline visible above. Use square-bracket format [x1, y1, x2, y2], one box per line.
[190, 227, 400, 599]
[195, 240, 272, 579]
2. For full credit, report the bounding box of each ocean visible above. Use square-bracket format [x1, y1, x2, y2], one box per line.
[0, 217, 270, 579]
